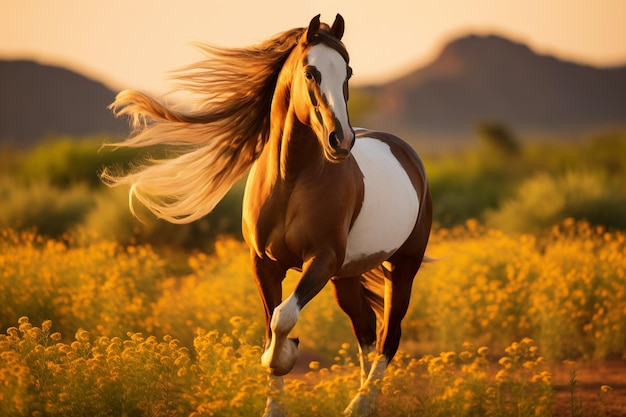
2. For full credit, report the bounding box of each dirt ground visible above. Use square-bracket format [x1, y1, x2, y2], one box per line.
[552, 360, 626, 417]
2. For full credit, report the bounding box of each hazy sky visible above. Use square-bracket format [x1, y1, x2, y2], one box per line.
[2, 0, 626, 94]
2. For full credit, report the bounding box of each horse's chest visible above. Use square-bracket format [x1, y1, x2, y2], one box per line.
[341, 138, 419, 272]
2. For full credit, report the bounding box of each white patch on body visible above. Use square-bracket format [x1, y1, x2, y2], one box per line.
[342, 137, 419, 267]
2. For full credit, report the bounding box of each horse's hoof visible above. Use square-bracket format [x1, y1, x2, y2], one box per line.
[262, 338, 299, 376]
[263, 408, 286, 417]
[263, 402, 286, 417]
[343, 392, 375, 417]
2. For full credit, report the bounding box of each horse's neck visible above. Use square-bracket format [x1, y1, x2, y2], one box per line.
[264, 108, 325, 184]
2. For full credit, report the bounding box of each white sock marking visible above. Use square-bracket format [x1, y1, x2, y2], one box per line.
[270, 293, 300, 335]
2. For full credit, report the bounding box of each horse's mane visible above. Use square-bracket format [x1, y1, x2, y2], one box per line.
[101, 27, 305, 223]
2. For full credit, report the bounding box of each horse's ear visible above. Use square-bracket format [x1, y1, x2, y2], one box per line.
[305, 14, 321, 44]
[331, 14, 345, 40]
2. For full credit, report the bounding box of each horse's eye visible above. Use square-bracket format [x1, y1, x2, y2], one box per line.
[347, 66, 353, 80]
[304, 71, 314, 81]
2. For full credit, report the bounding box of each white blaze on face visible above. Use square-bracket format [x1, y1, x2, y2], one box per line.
[306, 43, 352, 147]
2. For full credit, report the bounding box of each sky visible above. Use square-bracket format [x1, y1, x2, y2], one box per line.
[2, 0, 626, 95]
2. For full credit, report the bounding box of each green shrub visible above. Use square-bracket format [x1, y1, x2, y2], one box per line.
[1, 134, 244, 248]
[0, 178, 94, 237]
[19, 137, 101, 186]
[485, 170, 626, 233]
[425, 152, 514, 226]
[5, 131, 626, 245]
[17, 136, 147, 187]
[476, 120, 521, 158]
[81, 181, 244, 251]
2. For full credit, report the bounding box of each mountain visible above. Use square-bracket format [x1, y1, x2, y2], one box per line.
[2, 35, 626, 149]
[0, 60, 127, 148]
[356, 34, 626, 141]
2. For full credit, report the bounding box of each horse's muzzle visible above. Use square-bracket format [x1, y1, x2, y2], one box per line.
[329, 130, 355, 160]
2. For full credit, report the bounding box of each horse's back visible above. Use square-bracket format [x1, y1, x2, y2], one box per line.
[339, 131, 422, 275]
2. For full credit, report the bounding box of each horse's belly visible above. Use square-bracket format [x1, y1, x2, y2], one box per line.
[340, 137, 419, 275]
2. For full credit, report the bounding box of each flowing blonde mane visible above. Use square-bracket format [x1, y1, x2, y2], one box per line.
[102, 28, 304, 223]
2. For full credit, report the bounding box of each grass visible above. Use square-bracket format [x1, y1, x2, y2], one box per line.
[1, 318, 557, 417]
[0, 222, 623, 416]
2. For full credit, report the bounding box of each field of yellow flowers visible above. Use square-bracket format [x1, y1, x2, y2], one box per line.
[1, 220, 624, 416]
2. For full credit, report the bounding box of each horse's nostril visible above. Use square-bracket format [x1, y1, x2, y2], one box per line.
[329, 132, 340, 149]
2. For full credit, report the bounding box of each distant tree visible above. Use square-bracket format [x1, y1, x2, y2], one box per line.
[476, 120, 520, 157]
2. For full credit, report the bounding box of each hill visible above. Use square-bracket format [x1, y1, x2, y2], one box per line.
[2, 34, 626, 149]
[0, 60, 127, 147]
[356, 34, 626, 142]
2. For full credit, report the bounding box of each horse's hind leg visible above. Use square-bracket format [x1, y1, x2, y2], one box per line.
[335, 269, 387, 417]
[343, 257, 422, 417]
[379, 254, 421, 361]
[331, 276, 378, 385]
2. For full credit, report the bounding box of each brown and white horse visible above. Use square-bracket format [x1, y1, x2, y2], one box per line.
[103, 14, 431, 417]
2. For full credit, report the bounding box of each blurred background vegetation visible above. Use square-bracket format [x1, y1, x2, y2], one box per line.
[1, 136, 245, 251]
[1, 126, 625, 250]
[1, 110, 625, 417]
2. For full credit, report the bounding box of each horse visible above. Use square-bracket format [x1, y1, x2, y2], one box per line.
[103, 14, 432, 417]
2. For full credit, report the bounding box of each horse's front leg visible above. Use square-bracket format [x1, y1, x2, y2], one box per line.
[262, 249, 338, 375]
[263, 375, 286, 417]
[261, 292, 300, 375]
[251, 254, 289, 416]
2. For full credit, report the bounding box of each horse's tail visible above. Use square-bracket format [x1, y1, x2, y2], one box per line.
[361, 266, 386, 331]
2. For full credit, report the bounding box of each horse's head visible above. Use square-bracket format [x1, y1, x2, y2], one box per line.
[291, 14, 355, 162]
